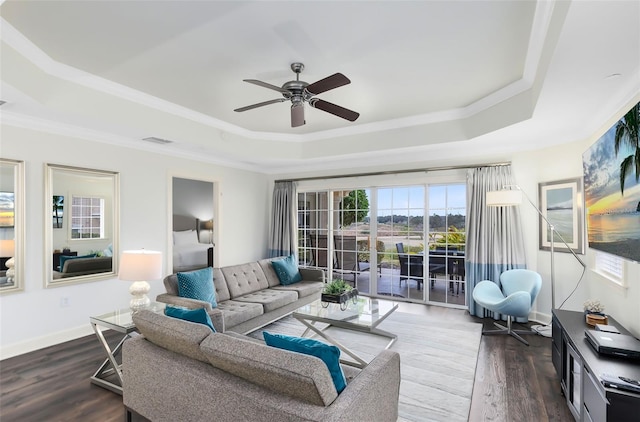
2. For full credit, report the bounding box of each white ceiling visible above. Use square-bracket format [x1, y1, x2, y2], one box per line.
[1, 0, 639, 174]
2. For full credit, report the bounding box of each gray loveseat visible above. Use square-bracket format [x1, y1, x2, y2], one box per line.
[123, 310, 401, 422]
[156, 257, 324, 333]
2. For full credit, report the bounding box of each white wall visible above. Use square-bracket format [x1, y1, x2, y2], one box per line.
[513, 138, 639, 337]
[0, 124, 270, 358]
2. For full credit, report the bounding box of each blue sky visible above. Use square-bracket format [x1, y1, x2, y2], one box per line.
[373, 184, 466, 217]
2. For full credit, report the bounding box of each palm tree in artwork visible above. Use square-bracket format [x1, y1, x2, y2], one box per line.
[52, 195, 64, 228]
[614, 102, 640, 195]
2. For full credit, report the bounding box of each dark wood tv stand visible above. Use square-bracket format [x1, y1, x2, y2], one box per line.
[552, 309, 640, 421]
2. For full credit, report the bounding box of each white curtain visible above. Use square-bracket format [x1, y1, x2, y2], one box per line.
[465, 166, 527, 318]
[268, 181, 298, 258]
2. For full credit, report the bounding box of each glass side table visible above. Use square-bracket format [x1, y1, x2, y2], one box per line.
[89, 302, 165, 394]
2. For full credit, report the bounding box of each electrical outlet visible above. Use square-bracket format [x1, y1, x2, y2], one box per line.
[60, 297, 70, 307]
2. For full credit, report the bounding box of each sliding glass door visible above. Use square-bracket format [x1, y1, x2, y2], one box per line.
[298, 182, 466, 308]
[427, 184, 467, 306]
[376, 186, 425, 300]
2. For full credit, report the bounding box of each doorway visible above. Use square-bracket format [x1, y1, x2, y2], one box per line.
[171, 177, 216, 273]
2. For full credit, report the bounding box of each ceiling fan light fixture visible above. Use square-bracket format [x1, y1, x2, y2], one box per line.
[291, 102, 305, 127]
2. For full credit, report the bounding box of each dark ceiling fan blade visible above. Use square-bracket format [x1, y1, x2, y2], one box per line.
[243, 79, 290, 95]
[306, 73, 351, 95]
[310, 99, 359, 122]
[291, 103, 305, 127]
[234, 98, 286, 112]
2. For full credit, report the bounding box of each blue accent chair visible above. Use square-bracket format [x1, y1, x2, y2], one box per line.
[472, 269, 542, 346]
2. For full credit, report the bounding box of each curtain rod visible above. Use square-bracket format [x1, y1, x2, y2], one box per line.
[275, 161, 511, 183]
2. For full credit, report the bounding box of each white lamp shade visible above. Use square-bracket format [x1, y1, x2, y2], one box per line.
[0, 239, 15, 257]
[486, 190, 523, 207]
[119, 250, 162, 281]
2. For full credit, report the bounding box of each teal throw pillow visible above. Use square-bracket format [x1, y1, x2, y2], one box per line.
[263, 331, 346, 393]
[59, 254, 96, 271]
[271, 255, 302, 285]
[165, 306, 216, 332]
[176, 267, 217, 307]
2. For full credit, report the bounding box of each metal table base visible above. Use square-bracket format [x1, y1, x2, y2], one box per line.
[296, 318, 397, 368]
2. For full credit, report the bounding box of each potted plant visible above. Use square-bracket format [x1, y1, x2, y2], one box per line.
[321, 279, 358, 310]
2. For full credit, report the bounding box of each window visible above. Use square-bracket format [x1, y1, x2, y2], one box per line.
[297, 191, 330, 267]
[297, 181, 467, 308]
[594, 251, 625, 286]
[70, 196, 105, 239]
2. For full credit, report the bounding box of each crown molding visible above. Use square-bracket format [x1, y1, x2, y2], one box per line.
[0, 3, 553, 143]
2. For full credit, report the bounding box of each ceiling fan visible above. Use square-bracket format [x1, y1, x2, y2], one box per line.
[234, 62, 360, 127]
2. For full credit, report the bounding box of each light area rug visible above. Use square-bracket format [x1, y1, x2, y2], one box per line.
[249, 311, 482, 422]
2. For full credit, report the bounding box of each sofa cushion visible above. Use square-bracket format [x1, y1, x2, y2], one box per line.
[272, 281, 324, 298]
[257, 257, 285, 287]
[263, 332, 347, 393]
[200, 333, 338, 407]
[271, 255, 303, 285]
[132, 309, 212, 363]
[177, 267, 217, 307]
[222, 262, 269, 298]
[215, 300, 264, 329]
[165, 306, 216, 332]
[164, 268, 230, 302]
[233, 289, 298, 313]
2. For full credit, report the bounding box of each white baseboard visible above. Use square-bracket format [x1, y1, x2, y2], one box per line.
[0, 324, 94, 360]
[530, 310, 552, 326]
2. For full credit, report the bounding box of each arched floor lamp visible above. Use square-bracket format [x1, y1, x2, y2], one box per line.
[486, 186, 586, 337]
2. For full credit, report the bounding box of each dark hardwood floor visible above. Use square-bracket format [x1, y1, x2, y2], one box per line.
[0, 305, 573, 422]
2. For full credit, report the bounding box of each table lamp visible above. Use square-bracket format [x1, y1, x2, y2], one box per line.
[203, 219, 213, 244]
[118, 250, 162, 311]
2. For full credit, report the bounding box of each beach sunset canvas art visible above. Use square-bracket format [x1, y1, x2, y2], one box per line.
[582, 101, 640, 262]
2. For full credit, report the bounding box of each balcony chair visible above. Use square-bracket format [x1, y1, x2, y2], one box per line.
[334, 235, 370, 286]
[472, 269, 542, 346]
[395, 243, 424, 290]
[309, 233, 333, 268]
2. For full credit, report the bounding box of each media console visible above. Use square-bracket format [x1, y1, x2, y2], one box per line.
[552, 309, 640, 421]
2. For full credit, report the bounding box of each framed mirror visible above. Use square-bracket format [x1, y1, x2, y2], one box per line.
[170, 176, 216, 274]
[45, 164, 120, 287]
[0, 159, 25, 294]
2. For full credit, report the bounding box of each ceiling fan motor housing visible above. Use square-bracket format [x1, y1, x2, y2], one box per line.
[282, 80, 309, 101]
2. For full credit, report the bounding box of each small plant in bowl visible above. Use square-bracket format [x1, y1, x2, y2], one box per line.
[321, 279, 358, 310]
[584, 299, 607, 326]
[323, 279, 353, 295]
[583, 299, 605, 315]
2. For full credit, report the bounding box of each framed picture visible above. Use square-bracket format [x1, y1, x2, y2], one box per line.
[0, 192, 14, 228]
[53, 195, 64, 229]
[538, 178, 585, 254]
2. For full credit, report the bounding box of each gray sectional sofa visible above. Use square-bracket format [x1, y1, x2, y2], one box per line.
[123, 310, 401, 422]
[52, 256, 112, 279]
[156, 257, 325, 334]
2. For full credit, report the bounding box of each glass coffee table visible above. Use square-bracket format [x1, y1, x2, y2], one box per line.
[292, 297, 398, 368]
[89, 302, 165, 394]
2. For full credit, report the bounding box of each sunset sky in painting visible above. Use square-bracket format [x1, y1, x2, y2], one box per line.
[583, 108, 640, 215]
